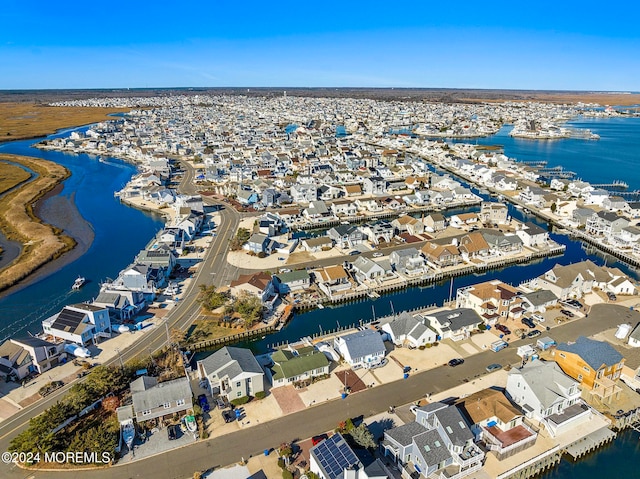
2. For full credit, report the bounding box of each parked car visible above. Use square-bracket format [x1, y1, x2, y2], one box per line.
[560, 309, 575, 318]
[348, 250, 361, 256]
[521, 317, 536, 329]
[312, 434, 328, 446]
[527, 329, 542, 338]
[198, 394, 210, 412]
[448, 358, 465, 367]
[607, 292, 617, 301]
[215, 397, 226, 409]
[495, 324, 511, 335]
[222, 410, 236, 423]
[167, 424, 178, 441]
[531, 314, 545, 323]
[486, 363, 502, 372]
[372, 252, 384, 258]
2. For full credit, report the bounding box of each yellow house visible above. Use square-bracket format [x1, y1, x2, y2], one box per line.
[554, 336, 624, 403]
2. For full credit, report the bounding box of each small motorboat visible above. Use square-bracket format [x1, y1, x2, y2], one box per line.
[183, 414, 197, 433]
[121, 419, 135, 450]
[72, 276, 86, 290]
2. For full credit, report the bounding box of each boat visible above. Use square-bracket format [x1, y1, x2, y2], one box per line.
[121, 419, 135, 450]
[183, 414, 197, 433]
[72, 276, 85, 290]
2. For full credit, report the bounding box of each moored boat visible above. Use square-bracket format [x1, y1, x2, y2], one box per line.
[72, 276, 85, 290]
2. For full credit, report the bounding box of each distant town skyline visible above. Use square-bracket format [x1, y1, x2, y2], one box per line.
[2, 1, 639, 91]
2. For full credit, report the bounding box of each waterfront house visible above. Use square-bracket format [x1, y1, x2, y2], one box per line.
[505, 360, 589, 437]
[268, 346, 330, 388]
[314, 265, 352, 297]
[273, 270, 311, 294]
[131, 376, 193, 423]
[450, 213, 479, 229]
[361, 222, 395, 245]
[382, 402, 484, 479]
[457, 232, 490, 260]
[481, 231, 523, 255]
[381, 312, 437, 348]
[303, 200, 331, 219]
[535, 261, 600, 300]
[291, 183, 318, 204]
[390, 248, 428, 276]
[518, 186, 546, 206]
[391, 215, 425, 236]
[554, 336, 624, 403]
[42, 303, 111, 346]
[479, 202, 509, 225]
[93, 290, 145, 320]
[611, 225, 640, 250]
[585, 211, 630, 237]
[355, 197, 382, 212]
[351, 256, 388, 284]
[515, 222, 549, 247]
[330, 198, 357, 217]
[197, 346, 265, 401]
[334, 328, 386, 369]
[421, 308, 483, 341]
[327, 224, 364, 249]
[423, 212, 447, 232]
[136, 243, 177, 278]
[230, 272, 277, 309]
[456, 388, 537, 460]
[456, 280, 523, 324]
[421, 241, 461, 268]
[572, 207, 596, 226]
[112, 263, 160, 297]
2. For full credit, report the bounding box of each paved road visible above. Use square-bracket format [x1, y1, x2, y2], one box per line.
[0, 302, 630, 478]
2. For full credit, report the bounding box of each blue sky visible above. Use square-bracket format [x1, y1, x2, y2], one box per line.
[1, 1, 639, 90]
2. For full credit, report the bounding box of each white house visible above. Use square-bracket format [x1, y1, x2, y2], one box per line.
[382, 312, 437, 348]
[334, 329, 386, 369]
[42, 304, 111, 346]
[197, 346, 265, 401]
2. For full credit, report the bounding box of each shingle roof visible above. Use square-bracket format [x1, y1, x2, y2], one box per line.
[271, 348, 329, 381]
[413, 429, 452, 468]
[336, 329, 385, 359]
[198, 346, 263, 380]
[557, 336, 624, 370]
[385, 421, 428, 446]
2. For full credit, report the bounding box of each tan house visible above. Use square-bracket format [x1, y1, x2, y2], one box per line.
[421, 242, 461, 268]
[456, 279, 524, 323]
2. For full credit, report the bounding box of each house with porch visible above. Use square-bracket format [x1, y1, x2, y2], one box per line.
[330, 199, 357, 217]
[390, 248, 428, 276]
[456, 280, 524, 324]
[197, 346, 265, 401]
[534, 260, 601, 300]
[505, 360, 589, 437]
[515, 222, 549, 248]
[351, 256, 389, 284]
[456, 388, 537, 460]
[314, 265, 352, 298]
[458, 232, 490, 260]
[273, 270, 311, 294]
[327, 224, 364, 249]
[421, 242, 461, 268]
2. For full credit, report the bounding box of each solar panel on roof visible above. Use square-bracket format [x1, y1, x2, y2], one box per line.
[53, 309, 86, 329]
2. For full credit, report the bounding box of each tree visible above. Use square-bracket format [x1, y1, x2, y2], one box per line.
[550, 202, 557, 213]
[198, 284, 228, 310]
[230, 227, 251, 251]
[350, 423, 376, 449]
[233, 290, 263, 326]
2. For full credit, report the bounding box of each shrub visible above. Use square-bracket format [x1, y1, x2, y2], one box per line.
[478, 323, 487, 331]
[254, 391, 267, 400]
[282, 470, 294, 479]
[277, 458, 285, 469]
[231, 396, 250, 406]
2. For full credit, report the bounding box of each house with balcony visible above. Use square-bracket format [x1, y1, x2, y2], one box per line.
[424, 212, 447, 232]
[391, 215, 425, 236]
[554, 336, 624, 404]
[479, 202, 509, 225]
[382, 402, 484, 479]
[585, 211, 630, 237]
[330, 199, 357, 217]
[421, 242, 461, 268]
[0, 337, 64, 381]
[515, 222, 549, 248]
[334, 329, 386, 369]
[131, 375, 193, 423]
[363, 176, 387, 195]
[456, 280, 524, 324]
[314, 265, 352, 298]
[327, 224, 364, 249]
[291, 183, 318, 204]
[361, 222, 395, 245]
[229, 271, 277, 310]
[506, 360, 589, 437]
[273, 270, 311, 294]
[534, 260, 600, 300]
[481, 231, 523, 255]
[458, 232, 490, 260]
[42, 303, 111, 346]
[197, 346, 265, 401]
[456, 388, 537, 460]
[390, 248, 428, 276]
[518, 186, 546, 206]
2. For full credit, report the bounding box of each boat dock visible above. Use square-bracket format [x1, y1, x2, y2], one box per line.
[563, 427, 617, 461]
[591, 180, 629, 190]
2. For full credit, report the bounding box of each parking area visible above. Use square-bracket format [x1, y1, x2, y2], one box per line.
[119, 423, 197, 463]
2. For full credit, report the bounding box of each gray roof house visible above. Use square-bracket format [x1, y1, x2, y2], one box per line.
[131, 376, 193, 423]
[505, 360, 588, 437]
[382, 402, 484, 479]
[334, 329, 386, 369]
[381, 312, 437, 348]
[422, 308, 483, 341]
[520, 290, 558, 312]
[197, 346, 265, 401]
[390, 248, 427, 276]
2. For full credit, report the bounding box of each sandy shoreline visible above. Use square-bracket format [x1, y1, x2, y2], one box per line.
[0, 183, 95, 299]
